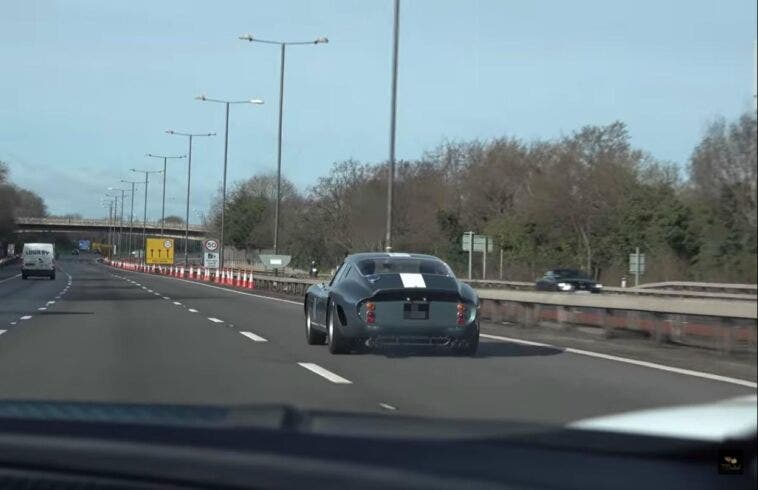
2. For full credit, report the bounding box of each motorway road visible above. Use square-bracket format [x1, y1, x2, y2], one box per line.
[0, 257, 754, 424]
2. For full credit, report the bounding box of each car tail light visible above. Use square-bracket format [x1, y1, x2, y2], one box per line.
[457, 303, 466, 326]
[366, 302, 376, 324]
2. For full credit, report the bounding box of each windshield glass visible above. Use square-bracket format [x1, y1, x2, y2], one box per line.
[553, 269, 589, 279]
[358, 258, 453, 276]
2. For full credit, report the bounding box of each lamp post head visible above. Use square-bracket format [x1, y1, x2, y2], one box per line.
[314, 37, 329, 44]
[239, 33, 254, 42]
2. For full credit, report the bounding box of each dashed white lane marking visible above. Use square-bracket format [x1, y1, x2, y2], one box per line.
[142, 286, 148, 290]
[0, 274, 21, 284]
[37, 307, 47, 311]
[154, 292, 161, 296]
[147, 289, 154, 293]
[122, 270, 302, 305]
[9, 322, 16, 325]
[379, 403, 398, 411]
[479, 333, 758, 389]
[188, 308, 199, 313]
[297, 362, 352, 384]
[207, 317, 224, 323]
[162, 296, 171, 300]
[20, 316, 32, 321]
[173, 301, 182, 306]
[47, 301, 55, 305]
[0, 330, 5, 336]
[240, 331, 268, 342]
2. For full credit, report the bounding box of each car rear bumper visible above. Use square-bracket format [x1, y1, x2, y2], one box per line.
[22, 268, 54, 277]
[341, 321, 478, 347]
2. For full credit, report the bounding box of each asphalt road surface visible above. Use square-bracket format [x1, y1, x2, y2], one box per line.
[0, 256, 753, 424]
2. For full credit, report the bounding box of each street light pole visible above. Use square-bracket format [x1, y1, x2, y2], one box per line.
[121, 179, 141, 260]
[239, 33, 328, 254]
[130, 168, 162, 261]
[196, 95, 263, 270]
[386, 0, 400, 252]
[166, 130, 215, 266]
[146, 153, 186, 236]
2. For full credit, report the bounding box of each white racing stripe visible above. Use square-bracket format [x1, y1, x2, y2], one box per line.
[240, 331, 268, 342]
[399, 273, 426, 288]
[297, 362, 352, 384]
[480, 333, 758, 388]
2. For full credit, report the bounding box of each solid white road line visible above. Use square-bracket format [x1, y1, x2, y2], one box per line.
[480, 333, 758, 389]
[188, 308, 199, 313]
[207, 317, 224, 323]
[240, 331, 268, 342]
[297, 362, 352, 384]
[20, 316, 32, 320]
[0, 274, 21, 284]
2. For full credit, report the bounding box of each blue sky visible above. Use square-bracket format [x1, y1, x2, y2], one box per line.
[1, 0, 755, 220]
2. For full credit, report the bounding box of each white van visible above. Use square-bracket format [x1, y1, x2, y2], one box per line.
[21, 243, 56, 280]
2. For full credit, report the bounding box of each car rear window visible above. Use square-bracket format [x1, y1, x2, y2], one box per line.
[358, 258, 453, 276]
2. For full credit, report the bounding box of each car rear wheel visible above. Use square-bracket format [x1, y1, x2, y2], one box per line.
[304, 296, 326, 345]
[327, 301, 349, 355]
[456, 325, 479, 356]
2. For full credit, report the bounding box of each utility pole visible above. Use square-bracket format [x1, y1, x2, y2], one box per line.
[385, 0, 400, 252]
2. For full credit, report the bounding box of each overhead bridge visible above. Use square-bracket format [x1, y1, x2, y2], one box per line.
[14, 217, 207, 241]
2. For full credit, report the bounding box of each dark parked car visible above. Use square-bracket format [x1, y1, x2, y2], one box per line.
[535, 269, 603, 293]
[304, 253, 480, 355]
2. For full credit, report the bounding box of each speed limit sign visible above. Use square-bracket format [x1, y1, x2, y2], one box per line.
[204, 239, 219, 252]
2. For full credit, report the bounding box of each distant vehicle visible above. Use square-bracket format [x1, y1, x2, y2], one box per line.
[21, 243, 56, 280]
[304, 252, 480, 355]
[536, 269, 602, 293]
[71, 249, 80, 255]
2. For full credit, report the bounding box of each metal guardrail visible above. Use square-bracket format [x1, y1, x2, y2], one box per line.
[636, 281, 758, 293]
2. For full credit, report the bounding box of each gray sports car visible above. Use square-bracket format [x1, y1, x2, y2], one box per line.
[304, 252, 480, 355]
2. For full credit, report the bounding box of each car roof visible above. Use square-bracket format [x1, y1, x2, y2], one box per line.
[345, 252, 441, 263]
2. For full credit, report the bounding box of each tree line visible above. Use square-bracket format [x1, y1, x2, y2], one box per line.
[211, 113, 756, 283]
[0, 161, 47, 253]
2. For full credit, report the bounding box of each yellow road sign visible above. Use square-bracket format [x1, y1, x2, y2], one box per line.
[145, 237, 174, 264]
